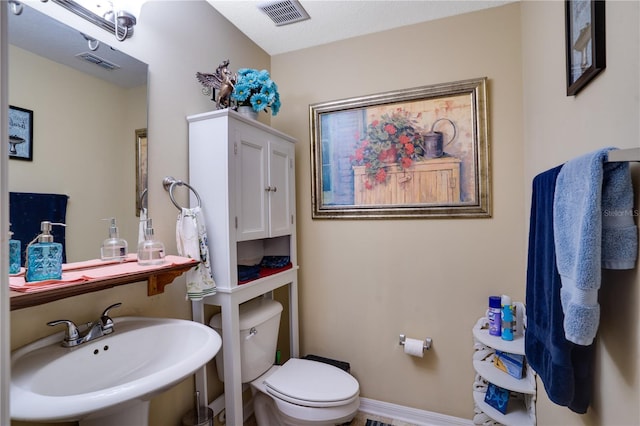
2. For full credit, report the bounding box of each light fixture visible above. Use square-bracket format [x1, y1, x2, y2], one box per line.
[48, 0, 146, 42]
[105, 0, 144, 41]
[81, 32, 101, 51]
[8, 0, 23, 15]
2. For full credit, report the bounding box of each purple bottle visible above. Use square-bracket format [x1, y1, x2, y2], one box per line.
[488, 296, 502, 336]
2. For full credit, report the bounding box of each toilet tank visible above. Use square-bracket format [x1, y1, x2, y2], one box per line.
[209, 297, 283, 383]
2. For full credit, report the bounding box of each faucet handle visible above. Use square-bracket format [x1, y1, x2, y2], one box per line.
[101, 302, 122, 318]
[47, 319, 80, 342]
[100, 302, 122, 330]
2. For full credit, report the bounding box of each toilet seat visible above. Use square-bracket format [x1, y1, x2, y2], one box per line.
[264, 359, 359, 408]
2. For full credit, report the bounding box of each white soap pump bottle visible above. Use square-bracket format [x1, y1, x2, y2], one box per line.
[137, 218, 165, 265]
[101, 217, 128, 261]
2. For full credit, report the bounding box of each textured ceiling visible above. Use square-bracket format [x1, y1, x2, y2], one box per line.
[207, 0, 515, 55]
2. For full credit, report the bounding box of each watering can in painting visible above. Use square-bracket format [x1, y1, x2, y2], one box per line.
[421, 118, 457, 158]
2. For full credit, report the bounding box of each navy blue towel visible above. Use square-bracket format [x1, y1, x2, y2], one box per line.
[9, 192, 69, 265]
[525, 166, 594, 414]
[260, 255, 290, 268]
[238, 264, 261, 282]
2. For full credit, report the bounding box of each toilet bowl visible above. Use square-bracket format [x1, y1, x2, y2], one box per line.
[210, 298, 360, 425]
[251, 359, 360, 426]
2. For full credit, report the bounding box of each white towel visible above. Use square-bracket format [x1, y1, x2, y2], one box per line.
[176, 206, 216, 300]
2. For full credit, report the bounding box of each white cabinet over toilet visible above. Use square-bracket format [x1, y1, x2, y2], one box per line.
[187, 109, 299, 426]
[236, 127, 295, 241]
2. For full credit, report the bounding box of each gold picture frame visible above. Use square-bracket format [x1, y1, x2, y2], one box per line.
[309, 77, 491, 219]
[135, 128, 148, 215]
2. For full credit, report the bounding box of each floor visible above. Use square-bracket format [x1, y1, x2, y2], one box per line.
[350, 412, 417, 426]
[241, 411, 417, 426]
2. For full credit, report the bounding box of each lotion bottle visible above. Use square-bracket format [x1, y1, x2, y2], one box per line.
[501, 294, 514, 341]
[137, 218, 165, 265]
[101, 217, 128, 261]
[9, 224, 21, 274]
[25, 221, 64, 282]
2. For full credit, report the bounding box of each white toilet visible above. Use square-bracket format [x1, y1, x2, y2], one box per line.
[209, 297, 360, 426]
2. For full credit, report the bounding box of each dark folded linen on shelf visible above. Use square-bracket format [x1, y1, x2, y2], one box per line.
[238, 264, 261, 282]
[260, 255, 290, 268]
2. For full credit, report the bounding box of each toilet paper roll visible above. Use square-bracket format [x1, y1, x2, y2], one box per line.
[403, 337, 424, 358]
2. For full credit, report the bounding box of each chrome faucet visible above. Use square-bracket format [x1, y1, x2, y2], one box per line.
[47, 302, 122, 348]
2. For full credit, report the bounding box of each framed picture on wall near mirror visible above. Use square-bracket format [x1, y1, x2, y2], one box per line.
[565, 0, 606, 96]
[8, 105, 33, 161]
[136, 128, 148, 216]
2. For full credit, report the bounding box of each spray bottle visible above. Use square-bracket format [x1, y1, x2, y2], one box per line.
[101, 218, 128, 261]
[137, 218, 165, 265]
[488, 296, 502, 337]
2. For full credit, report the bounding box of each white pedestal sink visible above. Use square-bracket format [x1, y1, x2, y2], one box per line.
[11, 316, 222, 425]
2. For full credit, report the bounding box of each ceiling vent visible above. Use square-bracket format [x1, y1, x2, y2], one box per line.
[258, 0, 310, 26]
[75, 52, 120, 71]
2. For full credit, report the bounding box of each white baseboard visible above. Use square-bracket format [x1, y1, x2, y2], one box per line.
[358, 397, 473, 426]
[211, 393, 472, 425]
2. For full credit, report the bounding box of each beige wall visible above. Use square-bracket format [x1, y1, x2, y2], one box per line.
[521, 1, 640, 425]
[9, 1, 269, 425]
[272, 1, 639, 423]
[272, 3, 524, 419]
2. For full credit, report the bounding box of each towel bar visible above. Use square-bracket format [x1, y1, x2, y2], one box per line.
[162, 176, 202, 211]
[606, 148, 640, 163]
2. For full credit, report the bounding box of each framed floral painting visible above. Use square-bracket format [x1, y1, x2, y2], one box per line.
[309, 77, 490, 219]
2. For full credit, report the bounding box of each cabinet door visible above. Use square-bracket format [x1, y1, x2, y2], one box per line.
[268, 139, 294, 237]
[236, 127, 269, 241]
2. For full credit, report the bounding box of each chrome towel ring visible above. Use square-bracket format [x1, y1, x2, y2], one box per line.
[162, 176, 202, 211]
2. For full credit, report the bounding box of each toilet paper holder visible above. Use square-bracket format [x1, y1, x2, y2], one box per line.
[399, 334, 432, 350]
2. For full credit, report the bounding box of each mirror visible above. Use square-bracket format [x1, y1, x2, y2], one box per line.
[7, 2, 148, 264]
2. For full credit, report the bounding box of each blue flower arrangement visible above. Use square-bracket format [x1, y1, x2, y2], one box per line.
[231, 68, 281, 116]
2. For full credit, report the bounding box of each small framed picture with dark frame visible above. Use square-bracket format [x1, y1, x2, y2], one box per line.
[565, 0, 606, 96]
[8, 105, 33, 161]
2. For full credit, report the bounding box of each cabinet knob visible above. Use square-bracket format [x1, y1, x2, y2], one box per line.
[271, 186, 277, 193]
[265, 186, 272, 192]
[265, 186, 277, 192]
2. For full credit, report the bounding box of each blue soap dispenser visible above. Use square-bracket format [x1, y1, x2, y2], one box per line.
[9, 223, 21, 274]
[25, 221, 64, 282]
